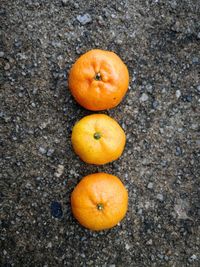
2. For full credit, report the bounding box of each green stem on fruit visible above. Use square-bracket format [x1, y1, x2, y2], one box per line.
[93, 132, 101, 140]
[94, 72, 101, 81]
[97, 203, 104, 211]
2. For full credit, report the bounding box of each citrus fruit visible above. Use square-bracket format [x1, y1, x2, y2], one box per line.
[71, 173, 128, 231]
[68, 49, 129, 111]
[71, 114, 126, 165]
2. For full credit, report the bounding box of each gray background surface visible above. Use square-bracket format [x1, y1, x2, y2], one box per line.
[1, 0, 200, 266]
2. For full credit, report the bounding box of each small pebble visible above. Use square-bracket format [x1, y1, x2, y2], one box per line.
[182, 95, 192, 102]
[197, 85, 200, 92]
[161, 160, 167, 167]
[54, 164, 64, 178]
[175, 146, 182, 156]
[146, 84, 153, 93]
[115, 38, 123, 45]
[47, 242, 52, 248]
[159, 128, 164, 134]
[176, 90, 181, 99]
[151, 255, 155, 261]
[170, 0, 177, 9]
[77, 14, 92, 25]
[46, 149, 55, 159]
[18, 92, 23, 97]
[39, 146, 47, 155]
[39, 122, 47, 130]
[50, 201, 63, 218]
[177, 128, 183, 133]
[158, 253, 164, 259]
[140, 93, 148, 102]
[25, 182, 32, 189]
[152, 100, 159, 109]
[192, 57, 199, 64]
[47, 148, 54, 157]
[156, 194, 164, 202]
[0, 51, 5, 57]
[147, 182, 153, 189]
[188, 254, 197, 262]
[74, 3, 79, 8]
[33, 87, 38, 94]
[14, 40, 22, 48]
[146, 239, 153, 245]
[61, 0, 67, 5]
[4, 115, 11, 122]
[51, 41, 61, 48]
[164, 255, 169, 261]
[12, 135, 17, 141]
[4, 63, 10, 70]
[186, 95, 192, 102]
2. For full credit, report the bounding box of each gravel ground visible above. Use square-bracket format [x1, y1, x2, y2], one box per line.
[1, 0, 200, 266]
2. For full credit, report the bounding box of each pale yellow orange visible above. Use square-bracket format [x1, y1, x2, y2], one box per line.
[71, 114, 126, 165]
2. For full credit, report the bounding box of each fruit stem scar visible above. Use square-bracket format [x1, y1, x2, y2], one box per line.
[94, 72, 101, 81]
[97, 203, 104, 211]
[93, 132, 101, 140]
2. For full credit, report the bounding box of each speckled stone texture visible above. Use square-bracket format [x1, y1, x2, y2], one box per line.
[0, 0, 200, 266]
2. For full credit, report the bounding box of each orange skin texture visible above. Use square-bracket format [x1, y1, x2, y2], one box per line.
[68, 49, 129, 111]
[71, 114, 126, 165]
[71, 173, 128, 231]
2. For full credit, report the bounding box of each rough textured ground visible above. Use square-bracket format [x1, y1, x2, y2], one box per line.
[0, 0, 200, 266]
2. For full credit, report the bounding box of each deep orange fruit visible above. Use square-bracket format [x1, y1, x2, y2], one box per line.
[71, 173, 128, 231]
[71, 114, 126, 165]
[68, 49, 129, 111]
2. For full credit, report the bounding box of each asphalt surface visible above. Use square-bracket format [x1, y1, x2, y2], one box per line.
[1, 0, 200, 266]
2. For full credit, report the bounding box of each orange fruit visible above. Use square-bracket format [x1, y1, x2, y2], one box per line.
[71, 114, 126, 165]
[68, 49, 129, 111]
[71, 173, 128, 231]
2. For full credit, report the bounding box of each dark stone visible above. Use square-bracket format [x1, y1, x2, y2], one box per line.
[50, 201, 63, 218]
[176, 146, 182, 156]
[152, 100, 159, 109]
[182, 95, 193, 102]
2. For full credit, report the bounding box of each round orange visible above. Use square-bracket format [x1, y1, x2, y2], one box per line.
[71, 173, 128, 231]
[71, 114, 126, 165]
[68, 49, 129, 111]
